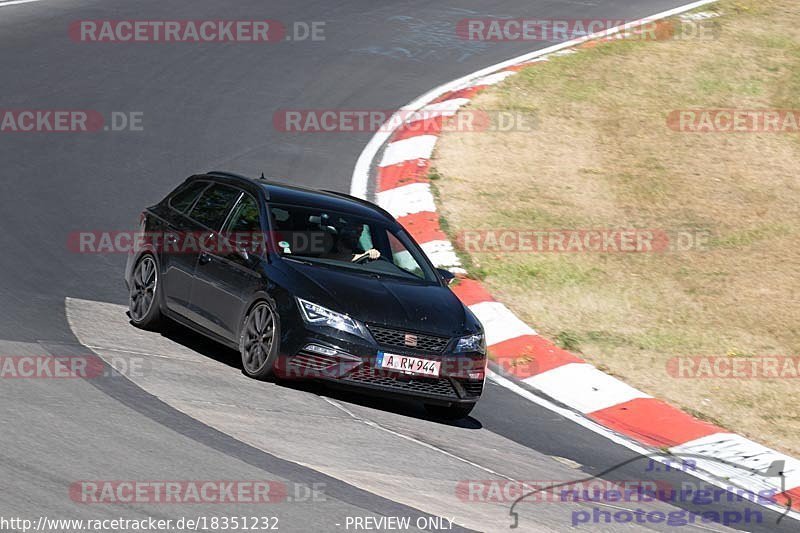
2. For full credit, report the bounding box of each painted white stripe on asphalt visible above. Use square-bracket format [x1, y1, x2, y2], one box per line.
[378, 136, 438, 168]
[420, 240, 462, 269]
[671, 433, 800, 495]
[376, 183, 436, 218]
[523, 363, 651, 413]
[488, 370, 800, 523]
[321, 395, 542, 493]
[468, 301, 537, 346]
[0, 0, 46, 6]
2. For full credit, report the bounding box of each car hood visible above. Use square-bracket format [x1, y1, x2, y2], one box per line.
[283, 260, 478, 337]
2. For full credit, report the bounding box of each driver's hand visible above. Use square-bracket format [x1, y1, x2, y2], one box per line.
[352, 249, 381, 262]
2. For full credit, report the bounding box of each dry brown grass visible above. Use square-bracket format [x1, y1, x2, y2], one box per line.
[433, 0, 800, 455]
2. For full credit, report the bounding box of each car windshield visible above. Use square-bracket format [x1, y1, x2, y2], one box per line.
[268, 203, 437, 283]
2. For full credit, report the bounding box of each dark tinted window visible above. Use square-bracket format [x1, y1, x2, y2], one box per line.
[268, 203, 436, 282]
[188, 185, 240, 230]
[169, 181, 207, 213]
[224, 194, 261, 233]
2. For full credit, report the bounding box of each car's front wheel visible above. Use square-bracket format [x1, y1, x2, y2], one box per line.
[424, 402, 476, 420]
[129, 253, 163, 329]
[240, 300, 280, 380]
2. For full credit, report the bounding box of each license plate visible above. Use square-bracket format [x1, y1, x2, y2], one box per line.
[376, 352, 441, 377]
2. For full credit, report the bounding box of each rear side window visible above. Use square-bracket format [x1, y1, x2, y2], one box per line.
[169, 181, 207, 213]
[188, 184, 241, 230]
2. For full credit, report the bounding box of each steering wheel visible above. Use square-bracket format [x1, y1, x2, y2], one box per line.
[353, 251, 386, 264]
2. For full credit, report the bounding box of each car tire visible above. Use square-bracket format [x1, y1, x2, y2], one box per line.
[128, 253, 164, 330]
[424, 403, 475, 420]
[239, 300, 280, 380]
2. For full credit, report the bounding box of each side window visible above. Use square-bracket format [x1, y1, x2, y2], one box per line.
[387, 232, 425, 279]
[188, 184, 240, 230]
[224, 194, 262, 233]
[169, 181, 207, 213]
[357, 225, 374, 252]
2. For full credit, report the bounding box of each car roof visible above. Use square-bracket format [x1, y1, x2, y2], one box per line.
[196, 171, 396, 223]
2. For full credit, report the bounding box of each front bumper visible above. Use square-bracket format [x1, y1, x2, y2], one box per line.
[274, 322, 486, 406]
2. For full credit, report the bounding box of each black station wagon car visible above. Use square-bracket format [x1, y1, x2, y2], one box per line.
[125, 172, 486, 419]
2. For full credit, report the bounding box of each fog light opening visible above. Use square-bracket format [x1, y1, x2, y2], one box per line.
[305, 344, 337, 357]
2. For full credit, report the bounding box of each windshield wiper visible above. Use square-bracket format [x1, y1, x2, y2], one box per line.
[283, 256, 315, 266]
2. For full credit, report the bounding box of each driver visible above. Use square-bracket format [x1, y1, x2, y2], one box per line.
[330, 223, 380, 263]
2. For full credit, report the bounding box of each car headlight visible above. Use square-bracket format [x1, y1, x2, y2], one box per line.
[297, 298, 363, 338]
[455, 333, 485, 353]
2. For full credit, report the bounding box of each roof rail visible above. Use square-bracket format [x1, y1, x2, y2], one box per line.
[207, 170, 251, 180]
[321, 189, 393, 220]
[206, 171, 270, 199]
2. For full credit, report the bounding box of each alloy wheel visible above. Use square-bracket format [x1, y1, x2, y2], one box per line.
[130, 255, 157, 322]
[242, 303, 276, 373]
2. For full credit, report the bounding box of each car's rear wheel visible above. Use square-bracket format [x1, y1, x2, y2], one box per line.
[129, 254, 163, 329]
[240, 300, 279, 380]
[424, 402, 475, 420]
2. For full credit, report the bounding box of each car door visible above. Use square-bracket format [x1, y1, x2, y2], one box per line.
[160, 180, 209, 316]
[189, 190, 266, 342]
[173, 183, 242, 328]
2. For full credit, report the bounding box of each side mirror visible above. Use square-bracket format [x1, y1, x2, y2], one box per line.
[437, 268, 456, 285]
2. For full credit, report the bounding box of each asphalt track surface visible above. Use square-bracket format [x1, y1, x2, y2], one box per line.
[1, 1, 796, 532]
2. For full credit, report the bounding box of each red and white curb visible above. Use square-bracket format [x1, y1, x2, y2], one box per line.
[350, 0, 800, 518]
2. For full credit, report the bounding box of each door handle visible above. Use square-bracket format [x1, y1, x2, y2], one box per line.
[198, 232, 216, 265]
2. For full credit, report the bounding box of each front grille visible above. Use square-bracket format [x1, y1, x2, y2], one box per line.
[368, 325, 450, 354]
[343, 365, 458, 398]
